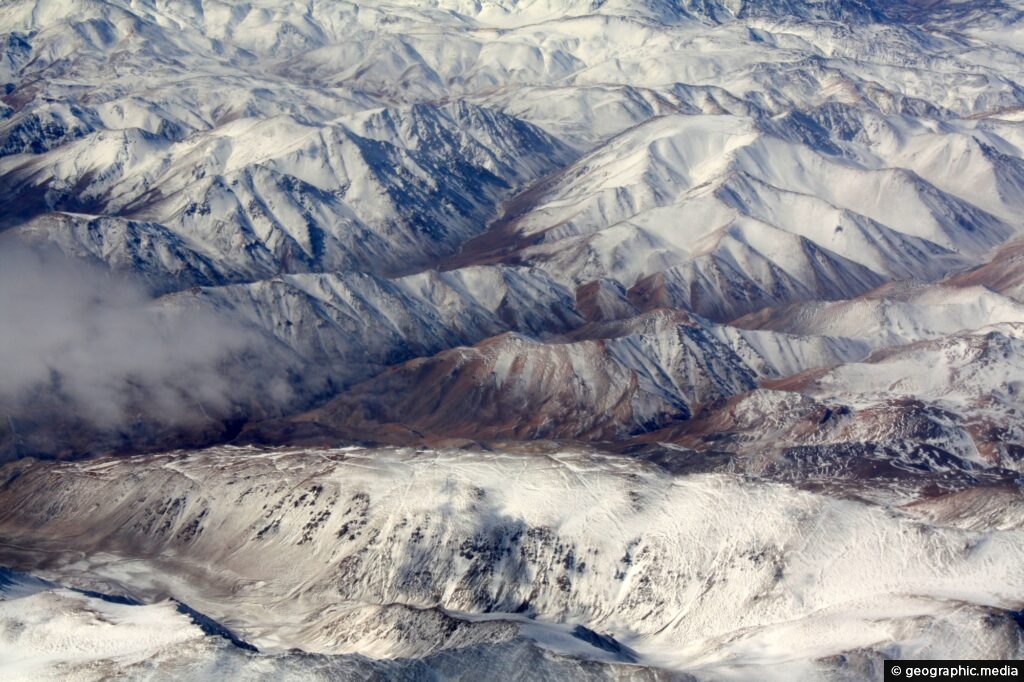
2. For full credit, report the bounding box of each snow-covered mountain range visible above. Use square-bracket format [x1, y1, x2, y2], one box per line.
[2, 0, 1024, 678]
[2, 447, 1023, 680]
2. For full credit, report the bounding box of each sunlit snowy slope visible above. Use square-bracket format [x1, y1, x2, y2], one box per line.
[3, 0, 1024, 453]
[2, 447, 1023, 680]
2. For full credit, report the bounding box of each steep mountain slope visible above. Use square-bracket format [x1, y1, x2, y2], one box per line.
[281, 311, 757, 443]
[189, 265, 584, 381]
[448, 111, 1018, 320]
[733, 283, 1024, 345]
[265, 308, 885, 445]
[1, 448, 1022, 679]
[624, 323, 1024, 499]
[948, 237, 1024, 302]
[2, 102, 574, 277]
[0, 567, 656, 681]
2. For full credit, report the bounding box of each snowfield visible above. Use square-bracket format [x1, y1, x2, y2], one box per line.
[1, 447, 1023, 680]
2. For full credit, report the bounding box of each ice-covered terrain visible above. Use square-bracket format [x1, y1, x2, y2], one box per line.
[3, 0, 1024, 678]
[2, 447, 1023, 680]
[4, 0, 1024, 454]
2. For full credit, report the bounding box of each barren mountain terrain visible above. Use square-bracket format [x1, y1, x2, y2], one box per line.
[2, 0, 1024, 678]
